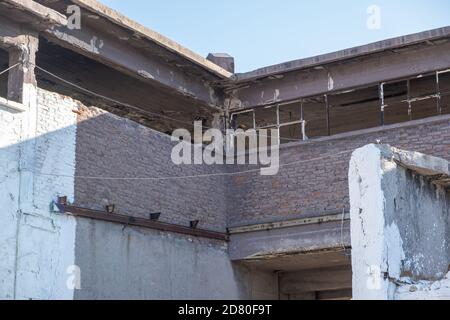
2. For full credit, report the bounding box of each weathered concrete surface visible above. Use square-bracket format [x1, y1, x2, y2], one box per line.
[74, 219, 241, 300]
[73, 220, 278, 300]
[228, 37, 450, 109]
[235, 27, 450, 82]
[0, 88, 79, 300]
[229, 217, 350, 261]
[350, 144, 450, 300]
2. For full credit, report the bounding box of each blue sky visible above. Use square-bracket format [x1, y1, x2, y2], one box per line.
[100, 1, 450, 73]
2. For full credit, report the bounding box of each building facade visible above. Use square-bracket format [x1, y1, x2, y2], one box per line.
[0, 0, 449, 300]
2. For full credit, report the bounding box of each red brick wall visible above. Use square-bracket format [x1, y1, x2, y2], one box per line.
[227, 115, 450, 226]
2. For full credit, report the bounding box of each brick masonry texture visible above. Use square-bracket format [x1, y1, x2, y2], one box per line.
[227, 116, 450, 226]
[74, 106, 227, 232]
[73, 100, 450, 230]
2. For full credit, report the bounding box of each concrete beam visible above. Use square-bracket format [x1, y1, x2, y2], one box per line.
[0, 0, 67, 30]
[227, 39, 450, 110]
[70, 0, 232, 79]
[279, 266, 352, 294]
[235, 27, 450, 82]
[228, 217, 350, 261]
[43, 22, 222, 108]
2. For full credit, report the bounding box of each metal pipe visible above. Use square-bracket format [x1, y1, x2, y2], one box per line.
[379, 83, 385, 125]
[55, 202, 229, 242]
[325, 94, 331, 136]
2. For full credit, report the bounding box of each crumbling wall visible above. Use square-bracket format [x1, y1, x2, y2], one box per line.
[227, 116, 450, 227]
[349, 144, 450, 300]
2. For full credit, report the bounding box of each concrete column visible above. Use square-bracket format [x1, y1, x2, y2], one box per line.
[349, 144, 450, 300]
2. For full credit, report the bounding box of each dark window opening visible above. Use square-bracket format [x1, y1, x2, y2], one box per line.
[255, 105, 277, 128]
[230, 69, 450, 147]
[410, 74, 439, 120]
[279, 101, 302, 143]
[0, 48, 8, 99]
[440, 71, 450, 115]
[302, 96, 328, 139]
[383, 80, 409, 125]
[328, 86, 380, 135]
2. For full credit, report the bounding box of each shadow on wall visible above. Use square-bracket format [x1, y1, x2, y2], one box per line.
[0, 103, 277, 300]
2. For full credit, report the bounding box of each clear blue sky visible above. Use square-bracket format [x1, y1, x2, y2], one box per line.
[100, 0, 450, 73]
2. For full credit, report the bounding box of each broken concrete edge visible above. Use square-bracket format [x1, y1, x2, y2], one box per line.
[379, 144, 450, 181]
[234, 26, 450, 82]
[349, 144, 450, 300]
[71, 0, 233, 79]
[2, 0, 67, 28]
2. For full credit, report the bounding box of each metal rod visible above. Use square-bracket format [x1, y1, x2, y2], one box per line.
[437, 71, 442, 115]
[325, 94, 331, 136]
[276, 104, 281, 145]
[379, 83, 385, 125]
[407, 79, 412, 120]
[55, 203, 229, 242]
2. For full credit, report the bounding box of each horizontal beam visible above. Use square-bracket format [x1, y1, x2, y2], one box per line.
[229, 218, 350, 261]
[0, 0, 67, 30]
[279, 266, 352, 294]
[228, 40, 450, 110]
[54, 202, 229, 242]
[44, 22, 220, 107]
[235, 27, 450, 82]
[71, 0, 232, 79]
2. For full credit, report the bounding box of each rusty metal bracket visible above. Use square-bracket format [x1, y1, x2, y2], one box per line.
[54, 198, 229, 242]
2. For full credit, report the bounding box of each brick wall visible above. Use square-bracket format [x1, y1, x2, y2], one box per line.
[227, 115, 450, 226]
[74, 106, 227, 232]
[73, 98, 450, 229]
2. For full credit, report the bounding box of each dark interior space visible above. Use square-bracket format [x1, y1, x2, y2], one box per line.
[232, 71, 448, 146]
[36, 37, 217, 135]
[0, 48, 8, 99]
[328, 85, 380, 135]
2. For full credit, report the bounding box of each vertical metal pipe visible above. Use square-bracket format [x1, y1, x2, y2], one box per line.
[276, 104, 280, 145]
[437, 71, 442, 115]
[325, 94, 331, 136]
[379, 83, 385, 125]
[407, 79, 412, 120]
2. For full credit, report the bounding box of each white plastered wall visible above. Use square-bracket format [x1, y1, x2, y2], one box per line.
[0, 83, 78, 300]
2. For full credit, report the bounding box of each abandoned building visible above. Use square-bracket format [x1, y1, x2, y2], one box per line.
[1, 0, 450, 300]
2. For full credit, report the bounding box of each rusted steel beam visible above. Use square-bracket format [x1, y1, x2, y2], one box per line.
[54, 201, 229, 242]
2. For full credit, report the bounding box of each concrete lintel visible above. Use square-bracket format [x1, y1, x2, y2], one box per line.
[279, 265, 352, 294]
[229, 220, 350, 261]
[228, 213, 350, 235]
[0, 0, 67, 30]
